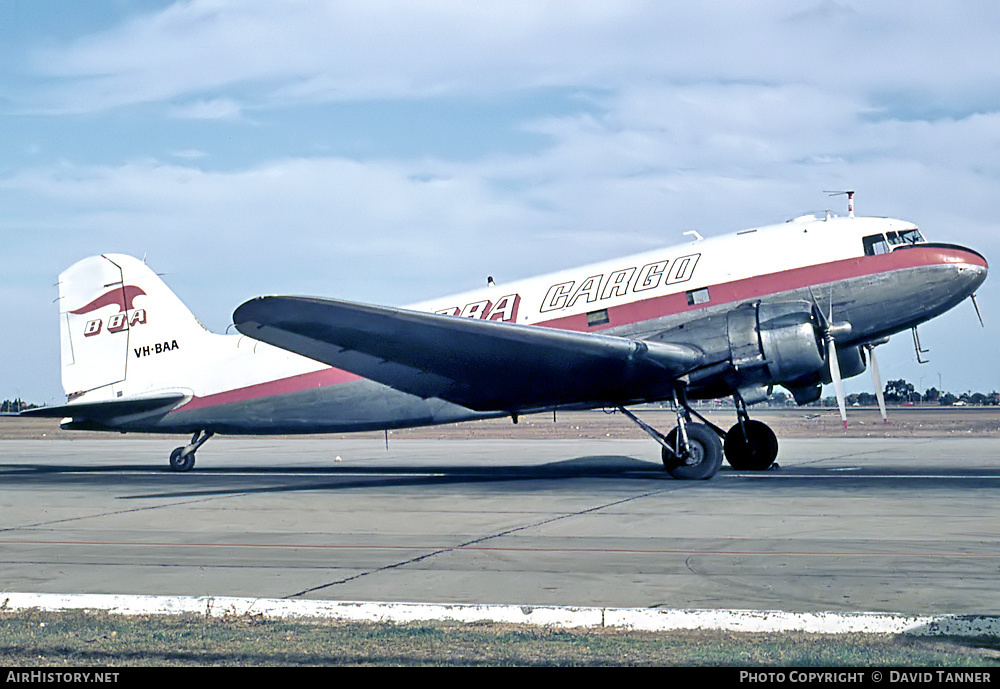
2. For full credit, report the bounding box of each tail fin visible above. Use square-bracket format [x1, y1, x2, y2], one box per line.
[59, 254, 212, 402]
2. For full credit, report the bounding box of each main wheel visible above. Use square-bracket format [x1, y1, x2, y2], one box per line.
[724, 420, 778, 471]
[169, 447, 195, 472]
[661, 423, 723, 480]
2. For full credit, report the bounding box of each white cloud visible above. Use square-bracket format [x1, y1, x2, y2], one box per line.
[171, 148, 208, 159]
[26, 1, 1000, 115]
[170, 97, 244, 120]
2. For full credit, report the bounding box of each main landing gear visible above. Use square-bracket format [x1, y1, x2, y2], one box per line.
[169, 430, 214, 472]
[723, 395, 779, 471]
[619, 390, 779, 480]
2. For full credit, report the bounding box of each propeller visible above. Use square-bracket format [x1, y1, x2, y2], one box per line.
[825, 333, 847, 429]
[864, 342, 888, 425]
[811, 293, 851, 429]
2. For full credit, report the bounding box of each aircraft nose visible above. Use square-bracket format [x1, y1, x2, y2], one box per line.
[956, 246, 988, 291]
[933, 243, 988, 293]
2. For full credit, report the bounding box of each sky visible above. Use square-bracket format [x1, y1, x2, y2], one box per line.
[2, 0, 998, 407]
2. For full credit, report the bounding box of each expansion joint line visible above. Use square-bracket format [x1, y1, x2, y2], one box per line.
[284, 486, 677, 599]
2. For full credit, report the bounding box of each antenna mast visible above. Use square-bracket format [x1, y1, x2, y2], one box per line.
[825, 190, 856, 219]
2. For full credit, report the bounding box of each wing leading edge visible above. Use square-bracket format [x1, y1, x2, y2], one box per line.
[233, 296, 703, 412]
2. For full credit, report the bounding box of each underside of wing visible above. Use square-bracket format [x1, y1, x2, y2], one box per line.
[233, 296, 703, 412]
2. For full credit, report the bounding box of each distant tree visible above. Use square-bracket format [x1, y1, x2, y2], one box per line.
[939, 392, 958, 406]
[856, 392, 878, 406]
[884, 379, 915, 403]
[923, 387, 940, 404]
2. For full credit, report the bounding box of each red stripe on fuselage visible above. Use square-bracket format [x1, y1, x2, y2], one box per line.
[175, 366, 363, 413]
[174, 245, 982, 413]
[540, 244, 984, 332]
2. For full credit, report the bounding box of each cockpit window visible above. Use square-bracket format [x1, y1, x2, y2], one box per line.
[862, 234, 889, 256]
[890, 228, 924, 245]
[864, 228, 924, 256]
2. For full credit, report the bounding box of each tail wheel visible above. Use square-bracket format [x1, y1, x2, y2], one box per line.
[169, 447, 195, 472]
[724, 420, 778, 471]
[661, 423, 723, 480]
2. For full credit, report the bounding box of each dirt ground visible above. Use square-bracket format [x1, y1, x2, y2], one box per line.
[3, 406, 999, 441]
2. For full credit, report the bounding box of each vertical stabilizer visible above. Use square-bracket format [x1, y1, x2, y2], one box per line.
[58, 254, 212, 402]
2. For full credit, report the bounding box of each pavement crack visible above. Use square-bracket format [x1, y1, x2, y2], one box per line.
[0, 496, 224, 532]
[285, 487, 676, 598]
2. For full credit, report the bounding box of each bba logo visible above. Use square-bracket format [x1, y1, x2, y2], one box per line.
[71, 286, 148, 337]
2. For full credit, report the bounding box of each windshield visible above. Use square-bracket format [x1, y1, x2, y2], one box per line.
[886, 228, 924, 246]
[863, 227, 924, 256]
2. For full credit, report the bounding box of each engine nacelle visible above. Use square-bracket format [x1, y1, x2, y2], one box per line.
[659, 300, 829, 402]
[785, 343, 868, 391]
[821, 344, 866, 383]
[726, 301, 827, 388]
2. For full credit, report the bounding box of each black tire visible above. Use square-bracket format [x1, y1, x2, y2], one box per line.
[661, 423, 723, 480]
[169, 447, 195, 472]
[724, 420, 778, 471]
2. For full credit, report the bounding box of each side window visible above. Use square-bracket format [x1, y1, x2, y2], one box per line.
[862, 234, 889, 256]
[586, 309, 609, 327]
[686, 287, 710, 306]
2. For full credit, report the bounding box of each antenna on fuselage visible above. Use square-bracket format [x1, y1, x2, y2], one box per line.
[825, 190, 855, 218]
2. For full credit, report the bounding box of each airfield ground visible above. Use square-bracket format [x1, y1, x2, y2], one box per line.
[3, 407, 1000, 667]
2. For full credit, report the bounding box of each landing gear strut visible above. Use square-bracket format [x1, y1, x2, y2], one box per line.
[723, 396, 779, 471]
[169, 430, 214, 472]
[619, 388, 781, 478]
[618, 387, 724, 480]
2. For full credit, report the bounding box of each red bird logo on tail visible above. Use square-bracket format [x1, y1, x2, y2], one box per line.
[69, 285, 146, 315]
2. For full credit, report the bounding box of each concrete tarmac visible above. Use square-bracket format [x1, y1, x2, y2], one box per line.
[2, 436, 999, 615]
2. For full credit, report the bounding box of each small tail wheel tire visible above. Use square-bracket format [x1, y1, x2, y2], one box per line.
[661, 423, 723, 480]
[169, 447, 195, 472]
[724, 420, 778, 471]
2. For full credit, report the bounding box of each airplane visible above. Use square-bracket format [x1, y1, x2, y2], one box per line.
[24, 200, 987, 480]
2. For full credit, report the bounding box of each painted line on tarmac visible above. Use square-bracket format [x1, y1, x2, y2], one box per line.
[3, 537, 1000, 560]
[2, 592, 997, 636]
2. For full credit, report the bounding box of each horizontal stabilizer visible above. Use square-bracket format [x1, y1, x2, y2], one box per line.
[21, 392, 187, 421]
[233, 296, 703, 412]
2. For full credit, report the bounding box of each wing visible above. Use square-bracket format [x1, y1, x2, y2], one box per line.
[233, 296, 703, 412]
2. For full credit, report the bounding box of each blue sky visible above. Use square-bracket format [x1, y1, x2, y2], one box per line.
[2, 0, 999, 405]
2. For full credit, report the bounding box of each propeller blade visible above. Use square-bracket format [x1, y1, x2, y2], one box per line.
[827, 337, 847, 429]
[866, 344, 888, 424]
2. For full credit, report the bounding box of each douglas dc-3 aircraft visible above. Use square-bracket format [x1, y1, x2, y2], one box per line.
[26, 201, 987, 480]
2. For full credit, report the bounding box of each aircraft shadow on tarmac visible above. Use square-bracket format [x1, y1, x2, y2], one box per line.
[4, 456, 1000, 501]
[0, 455, 671, 499]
